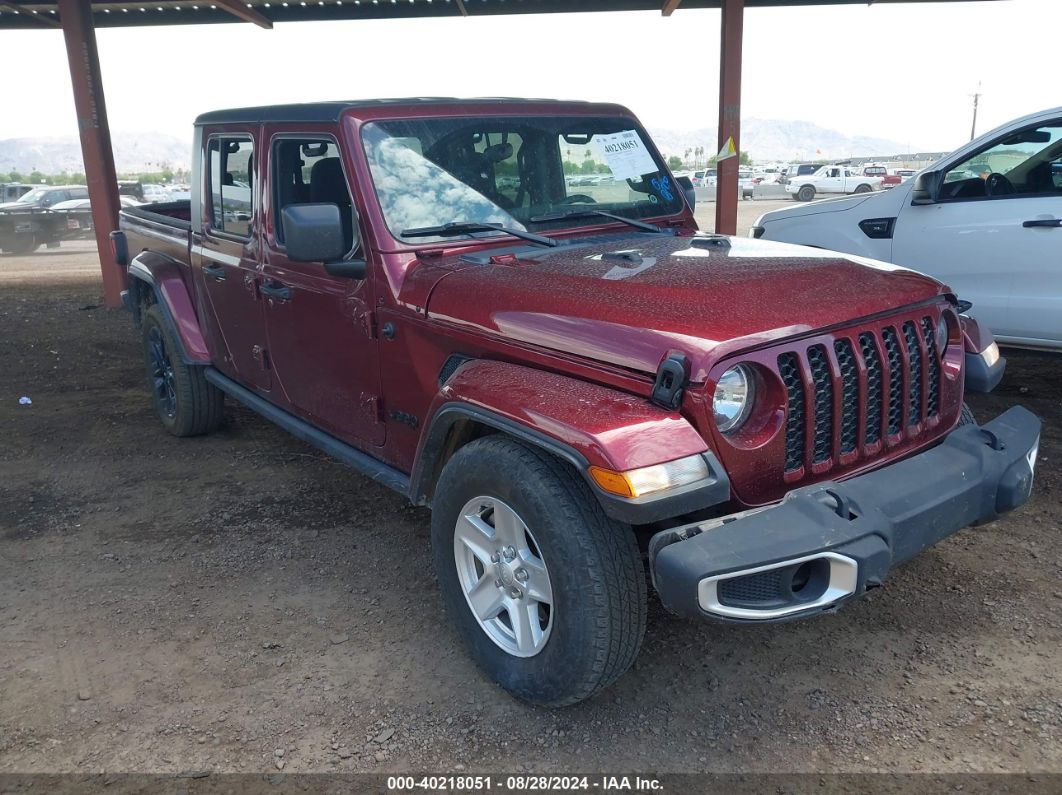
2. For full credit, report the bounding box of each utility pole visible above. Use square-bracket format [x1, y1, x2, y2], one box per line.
[970, 82, 982, 141]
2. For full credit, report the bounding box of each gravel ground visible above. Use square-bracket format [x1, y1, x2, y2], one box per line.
[0, 241, 1059, 777]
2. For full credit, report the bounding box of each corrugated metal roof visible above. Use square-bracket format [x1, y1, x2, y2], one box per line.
[0, 0, 999, 31]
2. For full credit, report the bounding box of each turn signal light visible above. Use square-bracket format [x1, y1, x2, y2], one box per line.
[589, 455, 710, 499]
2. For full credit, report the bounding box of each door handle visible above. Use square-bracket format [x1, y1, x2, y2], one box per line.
[1022, 218, 1062, 228]
[259, 282, 292, 302]
[203, 263, 226, 280]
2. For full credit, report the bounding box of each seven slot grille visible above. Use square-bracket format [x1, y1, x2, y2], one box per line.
[778, 316, 943, 474]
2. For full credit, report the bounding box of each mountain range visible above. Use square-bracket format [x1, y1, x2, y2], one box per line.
[650, 118, 925, 164]
[0, 133, 191, 176]
[0, 119, 924, 176]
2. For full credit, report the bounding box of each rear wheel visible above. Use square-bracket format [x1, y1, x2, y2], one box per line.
[0, 233, 38, 255]
[431, 435, 646, 706]
[796, 185, 816, 202]
[141, 304, 224, 437]
[854, 184, 873, 194]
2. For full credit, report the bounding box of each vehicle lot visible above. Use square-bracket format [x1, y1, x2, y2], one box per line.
[1, 242, 1060, 774]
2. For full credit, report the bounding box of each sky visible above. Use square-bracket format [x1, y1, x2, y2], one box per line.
[0, 0, 1057, 152]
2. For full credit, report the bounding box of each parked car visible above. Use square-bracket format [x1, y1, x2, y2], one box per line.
[786, 165, 881, 201]
[779, 163, 822, 185]
[0, 185, 92, 254]
[862, 164, 902, 188]
[752, 106, 1062, 352]
[114, 98, 1040, 707]
[693, 168, 716, 187]
[0, 185, 88, 211]
[893, 168, 918, 181]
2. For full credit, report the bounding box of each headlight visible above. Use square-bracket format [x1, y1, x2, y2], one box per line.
[713, 365, 754, 433]
[589, 454, 710, 499]
[936, 316, 949, 354]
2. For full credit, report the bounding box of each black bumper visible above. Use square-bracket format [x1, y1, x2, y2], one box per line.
[649, 406, 1040, 622]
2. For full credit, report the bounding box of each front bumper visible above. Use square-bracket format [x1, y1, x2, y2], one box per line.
[649, 406, 1040, 622]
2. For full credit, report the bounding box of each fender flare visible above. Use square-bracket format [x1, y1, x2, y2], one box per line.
[126, 251, 211, 365]
[410, 359, 730, 524]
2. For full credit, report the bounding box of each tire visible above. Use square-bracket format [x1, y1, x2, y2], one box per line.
[959, 403, 977, 426]
[431, 435, 647, 707]
[141, 304, 224, 437]
[796, 185, 816, 202]
[1, 233, 38, 255]
[854, 184, 873, 194]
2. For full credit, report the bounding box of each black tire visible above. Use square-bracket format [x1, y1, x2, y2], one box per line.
[959, 403, 977, 426]
[796, 185, 816, 202]
[1, 233, 38, 255]
[854, 184, 873, 194]
[431, 435, 647, 707]
[141, 304, 224, 437]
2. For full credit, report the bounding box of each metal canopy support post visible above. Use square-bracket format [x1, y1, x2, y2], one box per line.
[58, 0, 125, 307]
[714, 0, 743, 236]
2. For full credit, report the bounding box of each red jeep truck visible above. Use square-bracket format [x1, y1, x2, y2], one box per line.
[113, 99, 1040, 707]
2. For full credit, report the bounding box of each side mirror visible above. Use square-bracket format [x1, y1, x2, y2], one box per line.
[910, 170, 938, 205]
[281, 203, 349, 263]
[675, 175, 695, 210]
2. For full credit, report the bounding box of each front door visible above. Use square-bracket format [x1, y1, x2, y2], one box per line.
[259, 133, 385, 447]
[194, 133, 271, 391]
[893, 118, 1062, 347]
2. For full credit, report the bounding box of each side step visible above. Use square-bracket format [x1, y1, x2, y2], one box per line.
[204, 367, 410, 496]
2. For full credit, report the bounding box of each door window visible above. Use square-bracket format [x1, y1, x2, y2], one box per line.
[271, 137, 355, 253]
[940, 122, 1062, 201]
[207, 136, 255, 237]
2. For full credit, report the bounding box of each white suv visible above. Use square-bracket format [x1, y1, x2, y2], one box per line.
[752, 106, 1062, 353]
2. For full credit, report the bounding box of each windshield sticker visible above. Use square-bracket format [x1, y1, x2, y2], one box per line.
[598, 130, 658, 180]
[650, 175, 674, 202]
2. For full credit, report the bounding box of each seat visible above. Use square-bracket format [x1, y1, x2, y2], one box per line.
[309, 157, 354, 252]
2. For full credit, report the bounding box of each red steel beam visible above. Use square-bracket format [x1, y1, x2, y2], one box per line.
[714, 0, 743, 236]
[58, 0, 125, 308]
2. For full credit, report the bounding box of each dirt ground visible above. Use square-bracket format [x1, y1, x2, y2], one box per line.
[0, 235, 1059, 777]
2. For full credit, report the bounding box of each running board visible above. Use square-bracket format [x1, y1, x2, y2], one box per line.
[204, 368, 410, 496]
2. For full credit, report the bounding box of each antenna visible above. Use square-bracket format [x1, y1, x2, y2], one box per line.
[970, 82, 982, 141]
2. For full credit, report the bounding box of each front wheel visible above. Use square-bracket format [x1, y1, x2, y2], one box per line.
[796, 185, 816, 202]
[431, 436, 647, 706]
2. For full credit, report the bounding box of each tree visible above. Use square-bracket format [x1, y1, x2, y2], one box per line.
[667, 155, 683, 170]
[739, 151, 752, 166]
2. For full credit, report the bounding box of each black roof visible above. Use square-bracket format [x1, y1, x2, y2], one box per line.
[0, 1, 999, 32]
[194, 98, 610, 126]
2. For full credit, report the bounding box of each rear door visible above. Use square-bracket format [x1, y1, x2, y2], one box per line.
[192, 132, 271, 390]
[259, 131, 385, 447]
[893, 118, 1062, 347]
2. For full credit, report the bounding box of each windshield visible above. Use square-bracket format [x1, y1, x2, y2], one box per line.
[361, 116, 683, 245]
[14, 189, 48, 204]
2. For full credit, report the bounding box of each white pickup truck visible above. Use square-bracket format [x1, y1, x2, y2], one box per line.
[785, 165, 882, 202]
[752, 106, 1062, 353]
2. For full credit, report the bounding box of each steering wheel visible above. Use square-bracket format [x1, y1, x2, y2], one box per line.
[984, 172, 1015, 197]
[559, 194, 597, 205]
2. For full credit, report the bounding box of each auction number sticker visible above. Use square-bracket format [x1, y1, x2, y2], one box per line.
[597, 130, 657, 180]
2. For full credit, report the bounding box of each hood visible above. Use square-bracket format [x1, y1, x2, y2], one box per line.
[425, 234, 946, 381]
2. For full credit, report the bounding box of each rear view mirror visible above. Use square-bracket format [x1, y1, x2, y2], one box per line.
[281, 203, 347, 263]
[1001, 129, 1051, 146]
[675, 175, 695, 210]
[910, 171, 938, 205]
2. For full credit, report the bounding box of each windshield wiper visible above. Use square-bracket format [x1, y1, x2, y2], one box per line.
[528, 209, 667, 234]
[400, 221, 559, 248]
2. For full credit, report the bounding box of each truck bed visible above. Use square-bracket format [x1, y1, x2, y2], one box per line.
[120, 200, 193, 264]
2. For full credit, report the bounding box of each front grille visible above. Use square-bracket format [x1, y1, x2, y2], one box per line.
[778, 314, 943, 475]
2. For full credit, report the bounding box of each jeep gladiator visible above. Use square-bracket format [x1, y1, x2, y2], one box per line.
[113, 99, 1041, 707]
